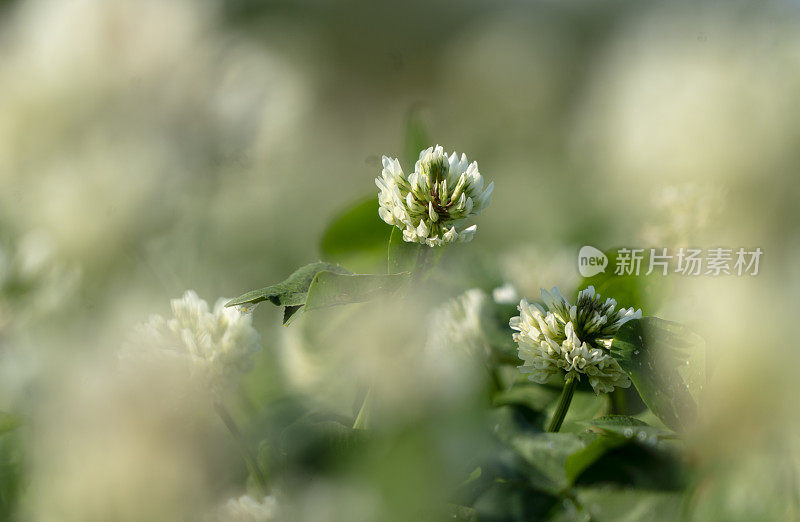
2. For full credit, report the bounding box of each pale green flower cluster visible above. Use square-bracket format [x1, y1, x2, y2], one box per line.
[376, 145, 493, 246]
[510, 286, 641, 393]
[124, 290, 260, 392]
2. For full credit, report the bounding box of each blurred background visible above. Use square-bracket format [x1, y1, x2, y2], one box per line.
[0, 0, 799, 520]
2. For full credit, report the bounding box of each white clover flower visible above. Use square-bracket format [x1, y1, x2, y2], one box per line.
[123, 290, 260, 392]
[376, 145, 493, 246]
[509, 286, 641, 394]
[216, 494, 278, 522]
[427, 289, 490, 359]
[492, 282, 519, 305]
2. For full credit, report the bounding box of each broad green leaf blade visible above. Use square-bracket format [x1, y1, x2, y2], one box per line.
[404, 107, 430, 167]
[225, 262, 350, 308]
[319, 196, 390, 273]
[568, 487, 684, 522]
[565, 435, 627, 484]
[506, 432, 587, 492]
[609, 318, 704, 432]
[304, 272, 409, 312]
[584, 415, 675, 440]
[388, 226, 421, 274]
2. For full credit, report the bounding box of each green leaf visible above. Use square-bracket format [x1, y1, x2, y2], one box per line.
[388, 227, 421, 274]
[565, 434, 628, 484]
[387, 226, 443, 279]
[504, 431, 587, 493]
[404, 107, 430, 167]
[609, 318, 705, 432]
[319, 197, 390, 273]
[569, 487, 685, 522]
[493, 384, 560, 412]
[226, 262, 350, 308]
[304, 271, 409, 312]
[584, 415, 674, 440]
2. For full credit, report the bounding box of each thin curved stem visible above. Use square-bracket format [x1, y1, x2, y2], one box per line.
[214, 400, 268, 495]
[353, 388, 371, 429]
[546, 373, 578, 433]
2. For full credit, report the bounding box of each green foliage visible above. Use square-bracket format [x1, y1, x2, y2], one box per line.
[226, 262, 350, 308]
[319, 197, 390, 273]
[610, 318, 705, 432]
[225, 262, 350, 323]
[304, 271, 409, 312]
[566, 487, 684, 522]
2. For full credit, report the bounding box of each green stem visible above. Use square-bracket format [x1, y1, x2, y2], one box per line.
[214, 400, 268, 495]
[353, 388, 371, 429]
[547, 373, 578, 433]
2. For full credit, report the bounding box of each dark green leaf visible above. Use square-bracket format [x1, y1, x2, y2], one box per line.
[225, 262, 350, 308]
[609, 318, 705, 432]
[304, 271, 409, 312]
[565, 434, 627, 484]
[504, 432, 587, 492]
[319, 197, 390, 273]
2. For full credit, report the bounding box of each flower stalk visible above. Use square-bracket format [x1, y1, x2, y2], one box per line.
[214, 400, 268, 495]
[546, 372, 578, 433]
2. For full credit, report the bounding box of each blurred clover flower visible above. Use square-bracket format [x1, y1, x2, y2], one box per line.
[427, 289, 490, 358]
[216, 494, 278, 522]
[510, 286, 641, 394]
[376, 145, 493, 246]
[123, 290, 260, 393]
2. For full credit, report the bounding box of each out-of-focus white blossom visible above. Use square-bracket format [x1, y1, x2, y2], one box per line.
[492, 283, 519, 305]
[424, 288, 491, 404]
[510, 286, 641, 393]
[639, 182, 725, 249]
[376, 145, 493, 246]
[122, 290, 260, 392]
[216, 494, 279, 522]
[427, 289, 490, 359]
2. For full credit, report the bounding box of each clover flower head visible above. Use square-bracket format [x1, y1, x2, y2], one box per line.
[122, 290, 260, 392]
[509, 286, 641, 393]
[376, 145, 493, 247]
